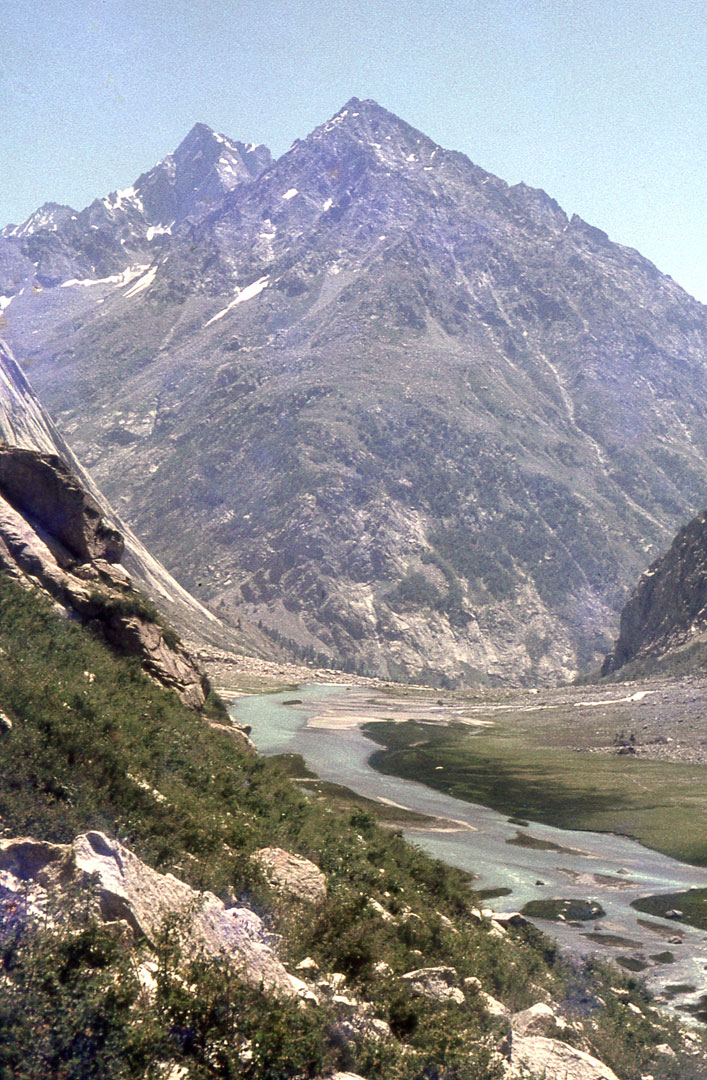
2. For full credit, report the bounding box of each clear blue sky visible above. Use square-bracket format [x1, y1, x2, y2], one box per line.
[2, 0, 705, 301]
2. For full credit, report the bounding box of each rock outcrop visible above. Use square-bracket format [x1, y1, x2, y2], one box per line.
[399, 966, 465, 1004]
[603, 508, 707, 676]
[510, 1034, 620, 1080]
[0, 441, 209, 708]
[0, 831, 309, 998]
[0, 444, 123, 564]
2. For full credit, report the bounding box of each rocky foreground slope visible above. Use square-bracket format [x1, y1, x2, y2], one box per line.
[5, 101, 707, 685]
[1, 566, 704, 1078]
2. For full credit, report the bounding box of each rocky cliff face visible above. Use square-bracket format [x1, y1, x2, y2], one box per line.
[602, 508, 707, 676]
[0, 441, 210, 708]
[4, 100, 707, 685]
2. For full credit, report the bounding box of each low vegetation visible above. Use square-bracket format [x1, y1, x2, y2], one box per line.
[363, 717, 707, 866]
[631, 888, 707, 932]
[0, 575, 703, 1078]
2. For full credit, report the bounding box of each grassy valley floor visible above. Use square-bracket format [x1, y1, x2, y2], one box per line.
[359, 679, 707, 869]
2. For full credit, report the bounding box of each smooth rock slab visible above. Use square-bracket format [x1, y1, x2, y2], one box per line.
[511, 1034, 620, 1080]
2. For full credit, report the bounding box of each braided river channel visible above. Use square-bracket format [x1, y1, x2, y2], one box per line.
[232, 683, 707, 1022]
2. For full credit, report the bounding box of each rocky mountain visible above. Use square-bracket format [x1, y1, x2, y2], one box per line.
[602, 506, 707, 678]
[0, 124, 271, 293]
[4, 98, 707, 685]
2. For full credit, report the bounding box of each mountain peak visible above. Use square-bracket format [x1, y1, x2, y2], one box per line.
[176, 121, 225, 157]
[185, 120, 217, 139]
[296, 97, 439, 168]
[132, 124, 272, 226]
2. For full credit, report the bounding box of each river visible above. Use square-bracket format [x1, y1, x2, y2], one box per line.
[232, 682, 707, 1018]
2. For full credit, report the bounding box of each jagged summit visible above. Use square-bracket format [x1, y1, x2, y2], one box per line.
[0, 122, 273, 289]
[293, 96, 442, 167]
[1, 202, 77, 240]
[103, 122, 272, 229]
[180, 120, 222, 145]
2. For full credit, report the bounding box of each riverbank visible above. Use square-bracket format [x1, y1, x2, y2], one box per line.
[364, 718, 707, 867]
[233, 684, 707, 1025]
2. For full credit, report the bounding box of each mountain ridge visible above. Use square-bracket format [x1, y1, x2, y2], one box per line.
[4, 100, 707, 685]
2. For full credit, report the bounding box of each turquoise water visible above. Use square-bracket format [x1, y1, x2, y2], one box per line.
[232, 683, 707, 1014]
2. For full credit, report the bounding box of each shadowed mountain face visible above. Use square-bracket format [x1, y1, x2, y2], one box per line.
[603, 509, 707, 678]
[3, 98, 707, 685]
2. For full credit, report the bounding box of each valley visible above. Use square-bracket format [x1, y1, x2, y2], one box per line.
[230, 675, 707, 1025]
[2, 92, 707, 1077]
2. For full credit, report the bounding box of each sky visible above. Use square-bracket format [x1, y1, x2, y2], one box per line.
[2, 0, 705, 301]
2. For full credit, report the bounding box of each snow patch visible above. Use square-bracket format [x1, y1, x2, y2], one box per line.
[323, 198, 333, 211]
[103, 186, 144, 213]
[282, 188, 298, 200]
[204, 276, 269, 326]
[124, 265, 158, 298]
[0, 296, 13, 311]
[146, 223, 173, 241]
[60, 265, 149, 290]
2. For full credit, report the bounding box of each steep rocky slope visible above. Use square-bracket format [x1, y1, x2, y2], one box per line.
[603, 506, 707, 677]
[4, 100, 707, 685]
[0, 338, 289, 663]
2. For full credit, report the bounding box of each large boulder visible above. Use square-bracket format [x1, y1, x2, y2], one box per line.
[0, 832, 308, 998]
[252, 847, 327, 904]
[511, 1001, 566, 1037]
[511, 1034, 619, 1080]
